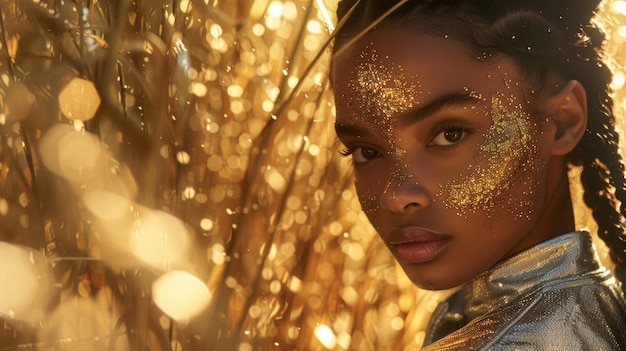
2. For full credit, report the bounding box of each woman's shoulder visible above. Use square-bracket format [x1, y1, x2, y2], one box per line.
[491, 279, 626, 349]
[423, 275, 626, 350]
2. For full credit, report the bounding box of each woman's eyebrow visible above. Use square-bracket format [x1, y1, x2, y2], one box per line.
[398, 92, 482, 127]
[334, 92, 482, 138]
[334, 122, 371, 138]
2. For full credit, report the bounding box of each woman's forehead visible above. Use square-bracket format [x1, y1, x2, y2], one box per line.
[346, 48, 421, 122]
[332, 27, 527, 125]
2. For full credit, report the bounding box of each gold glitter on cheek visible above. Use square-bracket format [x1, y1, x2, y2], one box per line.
[346, 49, 419, 132]
[438, 94, 543, 219]
[358, 189, 380, 223]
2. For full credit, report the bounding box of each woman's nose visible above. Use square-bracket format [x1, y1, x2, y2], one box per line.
[379, 168, 431, 213]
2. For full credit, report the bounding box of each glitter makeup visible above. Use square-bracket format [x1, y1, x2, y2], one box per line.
[341, 48, 423, 217]
[346, 48, 420, 134]
[439, 93, 542, 219]
[382, 168, 412, 200]
[358, 189, 380, 222]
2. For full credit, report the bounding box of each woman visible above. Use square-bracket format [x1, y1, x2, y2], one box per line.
[331, 0, 626, 348]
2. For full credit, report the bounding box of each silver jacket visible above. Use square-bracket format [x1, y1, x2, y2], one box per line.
[422, 231, 626, 350]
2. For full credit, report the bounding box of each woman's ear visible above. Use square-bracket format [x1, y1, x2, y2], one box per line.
[543, 80, 587, 156]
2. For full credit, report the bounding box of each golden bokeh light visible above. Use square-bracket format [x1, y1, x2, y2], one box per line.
[2, 81, 35, 122]
[39, 124, 106, 182]
[38, 294, 129, 351]
[58, 78, 101, 121]
[83, 190, 132, 221]
[152, 270, 212, 321]
[0, 243, 53, 323]
[130, 209, 192, 271]
[315, 324, 338, 349]
[0, 0, 624, 350]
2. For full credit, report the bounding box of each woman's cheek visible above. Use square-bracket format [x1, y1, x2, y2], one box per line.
[437, 94, 543, 219]
[355, 175, 383, 225]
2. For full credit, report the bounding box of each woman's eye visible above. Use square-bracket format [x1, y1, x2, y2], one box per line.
[430, 128, 466, 146]
[341, 147, 380, 164]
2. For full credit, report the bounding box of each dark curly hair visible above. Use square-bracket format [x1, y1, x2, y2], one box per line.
[334, 0, 626, 286]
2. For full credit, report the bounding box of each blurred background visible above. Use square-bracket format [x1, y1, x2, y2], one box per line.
[0, 0, 623, 350]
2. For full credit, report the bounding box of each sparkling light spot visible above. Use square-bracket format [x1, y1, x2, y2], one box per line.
[391, 316, 405, 331]
[306, 20, 323, 34]
[252, 24, 265, 37]
[612, 1, 626, 15]
[200, 218, 214, 231]
[265, 167, 287, 193]
[83, 190, 131, 221]
[248, 304, 261, 319]
[612, 71, 625, 90]
[227, 85, 244, 97]
[178, 0, 192, 13]
[58, 78, 101, 121]
[130, 210, 191, 271]
[39, 124, 106, 182]
[0, 243, 52, 322]
[267, 1, 284, 18]
[176, 151, 191, 165]
[152, 271, 211, 321]
[209, 24, 223, 38]
[283, 1, 298, 20]
[210, 243, 226, 265]
[190, 82, 207, 97]
[314, 325, 337, 349]
[182, 186, 196, 200]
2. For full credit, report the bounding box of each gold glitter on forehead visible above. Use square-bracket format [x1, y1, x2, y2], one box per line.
[346, 49, 420, 130]
[438, 93, 542, 218]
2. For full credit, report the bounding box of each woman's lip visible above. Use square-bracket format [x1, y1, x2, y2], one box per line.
[392, 239, 449, 263]
[388, 228, 449, 263]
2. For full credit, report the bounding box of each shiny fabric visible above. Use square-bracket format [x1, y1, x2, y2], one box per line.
[422, 231, 626, 350]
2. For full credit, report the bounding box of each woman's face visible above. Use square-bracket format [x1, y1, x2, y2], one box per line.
[332, 27, 559, 290]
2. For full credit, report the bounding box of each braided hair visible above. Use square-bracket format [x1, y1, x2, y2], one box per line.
[334, 0, 626, 286]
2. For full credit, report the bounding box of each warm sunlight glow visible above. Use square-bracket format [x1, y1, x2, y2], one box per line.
[83, 190, 132, 221]
[314, 324, 337, 349]
[130, 209, 191, 271]
[152, 271, 212, 321]
[39, 124, 105, 182]
[0, 243, 52, 322]
[58, 78, 101, 121]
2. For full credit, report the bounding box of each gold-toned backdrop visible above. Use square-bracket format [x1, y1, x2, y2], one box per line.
[0, 0, 623, 350]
